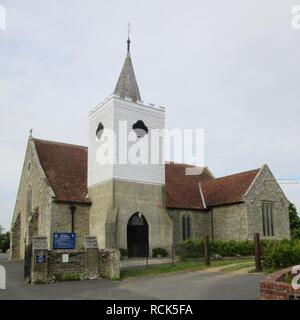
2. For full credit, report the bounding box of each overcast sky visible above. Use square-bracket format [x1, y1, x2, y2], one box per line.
[0, 0, 299, 230]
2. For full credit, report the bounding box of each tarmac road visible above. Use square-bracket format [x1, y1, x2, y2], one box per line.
[0, 253, 263, 300]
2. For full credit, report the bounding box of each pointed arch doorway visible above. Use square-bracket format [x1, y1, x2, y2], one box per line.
[127, 212, 149, 257]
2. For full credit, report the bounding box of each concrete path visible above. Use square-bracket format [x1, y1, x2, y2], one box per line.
[0, 253, 263, 300]
[206, 261, 256, 274]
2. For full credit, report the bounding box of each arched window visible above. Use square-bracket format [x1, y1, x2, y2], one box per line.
[182, 215, 192, 241]
[27, 186, 32, 217]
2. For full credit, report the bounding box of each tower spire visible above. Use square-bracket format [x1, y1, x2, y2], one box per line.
[113, 23, 141, 101]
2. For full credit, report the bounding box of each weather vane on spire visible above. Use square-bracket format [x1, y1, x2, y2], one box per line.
[126, 22, 131, 54]
[126, 22, 131, 39]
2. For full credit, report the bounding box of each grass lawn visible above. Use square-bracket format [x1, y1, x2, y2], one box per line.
[121, 258, 253, 279]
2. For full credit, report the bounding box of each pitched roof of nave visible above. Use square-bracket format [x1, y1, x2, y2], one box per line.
[32, 138, 260, 208]
[34, 138, 90, 204]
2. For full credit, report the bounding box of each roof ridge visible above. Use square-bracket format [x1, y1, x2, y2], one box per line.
[206, 168, 260, 182]
[165, 162, 205, 168]
[33, 138, 87, 150]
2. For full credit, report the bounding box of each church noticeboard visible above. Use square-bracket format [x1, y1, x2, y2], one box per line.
[53, 233, 76, 249]
[33, 236, 48, 250]
[85, 236, 98, 249]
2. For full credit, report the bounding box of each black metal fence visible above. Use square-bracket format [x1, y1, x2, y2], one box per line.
[120, 246, 179, 270]
[120, 256, 175, 270]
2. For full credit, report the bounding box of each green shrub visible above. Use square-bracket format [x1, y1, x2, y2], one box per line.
[119, 248, 128, 258]
[0, 231, 10, 253]
[62, 272, 87, 281]
[261, 239, 300, 269]
[152, 248, 168, 258]
[180, 238, 300, 269]
[181, 239, 204, 258]
[283, 272, 293, 284]
[211, 240, 253, 257]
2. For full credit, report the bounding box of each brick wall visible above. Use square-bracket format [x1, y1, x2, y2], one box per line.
[260, 267, 300, 300]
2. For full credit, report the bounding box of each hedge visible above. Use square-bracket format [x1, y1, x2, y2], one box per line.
[181, 239, 300, 270]
[261, 239, 300, 269]
[181, 239, 254, 258]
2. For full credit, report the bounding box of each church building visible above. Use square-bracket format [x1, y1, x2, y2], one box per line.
[10, 38, 290, 260]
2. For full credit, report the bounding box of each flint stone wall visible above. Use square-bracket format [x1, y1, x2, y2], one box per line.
[46, 249, 120, 280]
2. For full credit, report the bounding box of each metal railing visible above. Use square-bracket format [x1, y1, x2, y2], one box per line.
[120, 256, 175, 270]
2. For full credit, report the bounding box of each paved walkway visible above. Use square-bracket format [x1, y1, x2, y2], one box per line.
[0, 253, 263, 300]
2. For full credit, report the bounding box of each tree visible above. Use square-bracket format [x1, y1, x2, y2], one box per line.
[289, 202, 300, 239]
[0, 225, 10, 253]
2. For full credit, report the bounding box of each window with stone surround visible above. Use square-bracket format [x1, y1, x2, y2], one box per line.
[182, 215, 192, 241]
[262, 202, 274, 236]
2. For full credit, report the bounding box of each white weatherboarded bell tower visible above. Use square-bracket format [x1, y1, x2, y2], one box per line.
[88, 36, 173, 257]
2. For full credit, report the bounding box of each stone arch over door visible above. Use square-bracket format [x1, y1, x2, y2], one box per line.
[127, 212, 149, 257]
[11, 213, 21, 260]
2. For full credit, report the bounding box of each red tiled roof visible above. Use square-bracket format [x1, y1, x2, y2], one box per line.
[165, 163, 214, 210]
[201, 169, 260, 207]
[33, 139, 90, 204]
[33, 138, 260, 208]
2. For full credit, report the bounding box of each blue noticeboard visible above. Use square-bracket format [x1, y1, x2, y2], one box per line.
[53, 233, 76, 249]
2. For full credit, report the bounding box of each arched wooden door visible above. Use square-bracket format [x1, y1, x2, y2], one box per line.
[127, 213, 149, 257]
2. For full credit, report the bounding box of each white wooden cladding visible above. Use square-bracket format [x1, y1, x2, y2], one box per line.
[88, 96, 165, 187]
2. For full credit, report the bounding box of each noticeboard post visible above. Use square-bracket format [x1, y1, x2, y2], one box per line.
[53, 233, 76, 249]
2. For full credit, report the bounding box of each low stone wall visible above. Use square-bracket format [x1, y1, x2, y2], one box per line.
[48, 251, 86, 275]
[46, 249, 120, 280]
[98, 249, 120, 279]
[260, 267, 300, 300]
[31, 236, 120, 282]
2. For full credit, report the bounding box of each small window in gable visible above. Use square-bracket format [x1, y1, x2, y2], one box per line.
[132, 120, 148, 138]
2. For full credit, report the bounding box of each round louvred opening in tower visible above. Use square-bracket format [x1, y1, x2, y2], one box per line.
[96, 122, 104, 140]
[132, 120, 148, 138]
